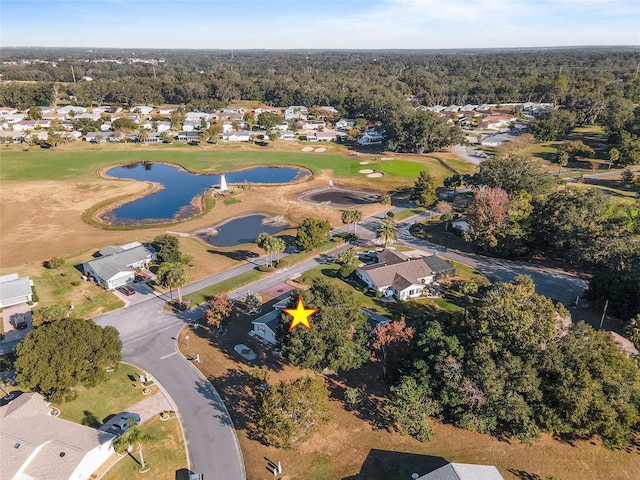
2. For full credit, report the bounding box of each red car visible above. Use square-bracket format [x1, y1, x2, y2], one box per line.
[116, 285, 136, 296]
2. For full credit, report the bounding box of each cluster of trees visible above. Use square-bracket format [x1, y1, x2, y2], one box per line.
[461, 154, 640, 321]
[384, 108, 465, 154]
[256, 232, 286, 268]
[389, 276, 640, 447]
[295, 218, 332, 252]
[2, 48, 638, 110]
[15, 317, 122, 402]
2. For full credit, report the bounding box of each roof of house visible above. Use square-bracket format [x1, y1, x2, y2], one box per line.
[417, 463, 505, 480]
[251, 308, 282, 331]
[0, 392, 114, 480]
[358, 256, 434, 290]
[0, 274, 32, 303]
[85, 244, 155, 281]
[358, 251, 455, 292]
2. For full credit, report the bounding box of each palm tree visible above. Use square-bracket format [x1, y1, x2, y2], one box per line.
[341, 209, 363, 235]
[114, 420, 149, 471]
[157, 262, 187, 304]
[271, 236, 286, 266]
[137, 128, 149, 143]
[376, 220, 398, 247]
[256, 232, 274, 267]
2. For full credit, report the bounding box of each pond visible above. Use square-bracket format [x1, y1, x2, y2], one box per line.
[194, 215, 290, 247]
[101, 162, 304, 225]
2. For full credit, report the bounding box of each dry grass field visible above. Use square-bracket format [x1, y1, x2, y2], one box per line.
[0, 141, 472, 284]
[178, 323, 640, 480]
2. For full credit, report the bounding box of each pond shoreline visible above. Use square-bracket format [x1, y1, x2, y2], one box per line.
[93, 162, 311, 227]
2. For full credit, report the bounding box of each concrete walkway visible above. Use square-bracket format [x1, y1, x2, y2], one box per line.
[125, 387, 174, 425]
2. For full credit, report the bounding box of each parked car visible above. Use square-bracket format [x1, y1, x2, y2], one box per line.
[116, 285, 136, 296]
[104, 412, 141, 436]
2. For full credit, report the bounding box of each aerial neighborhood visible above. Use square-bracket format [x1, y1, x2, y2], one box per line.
[1, 40, 640, 480]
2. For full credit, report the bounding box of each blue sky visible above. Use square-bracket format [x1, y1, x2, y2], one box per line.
[1, 0, 638, 49]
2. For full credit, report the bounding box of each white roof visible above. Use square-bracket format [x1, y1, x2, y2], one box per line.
[0, 274, 32, 304]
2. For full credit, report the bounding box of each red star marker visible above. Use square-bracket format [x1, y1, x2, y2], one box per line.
[283, 296, 318, 332]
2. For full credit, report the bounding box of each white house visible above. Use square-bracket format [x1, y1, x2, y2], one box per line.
[222, 131, 251, 142]
[82, 242, 156, 289]
[57, 105, 87, 115]
[0, 107, 19, 115]
[297, 120, 326, 130]
[416, 463, 505, 480]
[336, 118, 355, 129]
[133, 105, 153, 115]
[185, 112, 209, 123]
[355, 250, 455, 300]
[0, 273, 33, 308]
[357, 132, 384, 145]
[0, 130, 26, 143]
[178, 131, 201, 142]
[0, 113, 26, 124]
[0, 392, 115, 480]
[284, 106, 308, 120]
[251, 298, 290, 345]
[75, 113, 102, 122]
[451, 216, 470, 233]
[281, 130, 296, 140]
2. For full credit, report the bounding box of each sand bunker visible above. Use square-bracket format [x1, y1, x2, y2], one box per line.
[358, 169, 375, 174]
[314, 147, 327, 152]
[358, 161, 370, 165]
[367, 172, 384, 178]
[301, 146, 315, 152]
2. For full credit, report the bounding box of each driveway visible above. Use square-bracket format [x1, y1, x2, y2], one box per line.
[1, 303, 32, 344]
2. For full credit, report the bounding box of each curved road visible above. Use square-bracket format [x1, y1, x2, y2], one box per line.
[94, 296, 246, 480]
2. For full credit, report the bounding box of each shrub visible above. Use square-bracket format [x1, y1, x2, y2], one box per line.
[258, 265, 275, 273]
[45, 256, 65, 269]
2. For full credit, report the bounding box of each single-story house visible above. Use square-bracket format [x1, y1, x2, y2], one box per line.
[0, 113, 26, 124]
[0, 106, 19, 115]
[177, 131, 201, 142]
[416, 463, 505, 480]
[296, 120, 326, 130]
[0, 392, 115, 480]
[480, 132, 517, 147]
[57, 105, 87, 115]
[0, 273, 33, 308]
[355, 250, 455, 300]
[357, 132, 384, 145]
[133, 105, 153, 115]
[222, 131, 251, 142]
[0, 130, 26, 143]
[74, 113, 102, 122]
[284, 106, 308, 120]
[85, 132, 114, 143]
[83, 242, 156, 289]
[451, 216, 470, 233]
[185, 112, 209, 123]
[281, 130, 296, 140]
[251, 298, 290, 345]
[336, 118, 355, 129]
[12, 120, 51, 131]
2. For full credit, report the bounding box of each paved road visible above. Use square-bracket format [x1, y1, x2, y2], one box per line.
[94, 297, 246, 480]
[355, 213, 587, 305]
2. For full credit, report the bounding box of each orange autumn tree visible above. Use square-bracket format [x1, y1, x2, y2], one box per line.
[372, 317, 415, 378]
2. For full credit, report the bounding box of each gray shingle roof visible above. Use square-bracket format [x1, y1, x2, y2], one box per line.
[358, 257, 435, 290]
[0, 393, 114, 480]
[418, 463, 505, 480]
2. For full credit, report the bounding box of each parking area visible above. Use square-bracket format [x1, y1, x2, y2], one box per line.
[1, 303, 33, 343]
[112, 281, 159, 306]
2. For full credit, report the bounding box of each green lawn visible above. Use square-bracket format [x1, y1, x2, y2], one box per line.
[410, 220, 474, 252]
[299, 262, 393, 317]
[102, 417, 186, 480]
[33, 263, 124, 318]
[183, 269, 266, 306]
[55, 363, 156, 426]
[0, 144, 472, 186]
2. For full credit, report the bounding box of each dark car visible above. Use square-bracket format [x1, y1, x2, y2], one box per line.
[103, 412, 141, 436]
[116, 285, 136, 296]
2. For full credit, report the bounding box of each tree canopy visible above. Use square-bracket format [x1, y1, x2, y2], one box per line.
[471, 154, 556, 197]
[411, 170, 438, 207]
[295, 218, 331, 252]
[277, 281, 371, 372]
[385, 108, 465, 154]
[15, 318, 122, 402]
